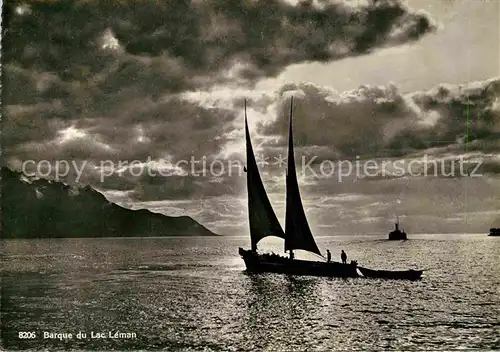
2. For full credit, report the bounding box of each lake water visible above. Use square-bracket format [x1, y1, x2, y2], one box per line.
[1, 234, 499, 351]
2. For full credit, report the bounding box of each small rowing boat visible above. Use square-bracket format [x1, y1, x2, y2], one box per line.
[358, 267, 423, 281]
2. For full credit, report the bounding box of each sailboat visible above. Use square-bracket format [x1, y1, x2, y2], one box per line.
[239, 98, 423, 281]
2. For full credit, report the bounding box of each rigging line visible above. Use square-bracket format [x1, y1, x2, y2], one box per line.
[286, 249, 326, 261]
[311, 252, 327, 261]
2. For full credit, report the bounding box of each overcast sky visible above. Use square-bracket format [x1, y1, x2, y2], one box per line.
[3, 0, 500, 234]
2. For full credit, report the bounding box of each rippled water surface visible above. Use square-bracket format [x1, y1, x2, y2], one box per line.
[1, 234, 499, 351]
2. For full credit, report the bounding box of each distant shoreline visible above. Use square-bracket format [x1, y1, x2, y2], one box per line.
[1, 235, 221, 240]
[2, 233, 494, 240]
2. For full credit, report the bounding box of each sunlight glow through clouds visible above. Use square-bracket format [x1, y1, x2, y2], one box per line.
[57, 126, 115, 152]
[15, 4, 31, 15]
[135, 125, 150, 144]
[100, 28, 122, 52]
[57, 126, 86, 143]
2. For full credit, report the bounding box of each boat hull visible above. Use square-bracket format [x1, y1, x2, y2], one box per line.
[358, 266, 422, 281]
[239, 248, 423, 281]
[388, 230, 407, 240]
[239, 248, 358, 278]
[489, 228, 500, 236]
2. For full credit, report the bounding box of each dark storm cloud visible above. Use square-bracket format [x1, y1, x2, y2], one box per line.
[389, 78, 500, 155]
[6, 97, 237, 164]
[260, 77, 500, 160]
[3, 101, 71, 146]
[260, 81, 416, 157]
[78, 75, 500, 200]
[3, 0, 435, 103]
[3, 0, 437, 197]
[4, 94, 241, 201]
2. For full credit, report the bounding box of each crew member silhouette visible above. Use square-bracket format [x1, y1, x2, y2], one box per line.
[341, 250, 347, 264]
[326, 249, 331, 263]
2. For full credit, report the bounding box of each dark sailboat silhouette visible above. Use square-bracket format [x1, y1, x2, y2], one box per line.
[239, 98, 422, 280]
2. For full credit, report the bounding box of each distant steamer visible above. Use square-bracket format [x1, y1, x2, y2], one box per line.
[388, 217, 407, 240]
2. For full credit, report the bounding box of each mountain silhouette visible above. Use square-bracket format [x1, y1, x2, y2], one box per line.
[1, 167, 216, 238]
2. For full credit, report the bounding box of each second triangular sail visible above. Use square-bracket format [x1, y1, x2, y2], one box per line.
[284, 97, 322, 256]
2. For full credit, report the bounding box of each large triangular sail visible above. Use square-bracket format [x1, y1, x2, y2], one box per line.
[284, 97, 322, 256]
[245, 100, 285, 251]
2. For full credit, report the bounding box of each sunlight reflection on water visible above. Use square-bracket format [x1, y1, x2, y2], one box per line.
[1, 234, 499, 351]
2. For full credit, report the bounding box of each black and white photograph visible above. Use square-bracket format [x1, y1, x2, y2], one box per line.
[1, 0, 499, 350]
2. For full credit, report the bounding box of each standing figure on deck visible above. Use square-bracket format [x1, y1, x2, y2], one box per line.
[289, 250, 295, 260]
[341, 250, 347, 264]
[326, 249, 331, 263]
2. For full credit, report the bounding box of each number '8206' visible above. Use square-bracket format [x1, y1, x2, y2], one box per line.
[18, 332, 36, 339]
